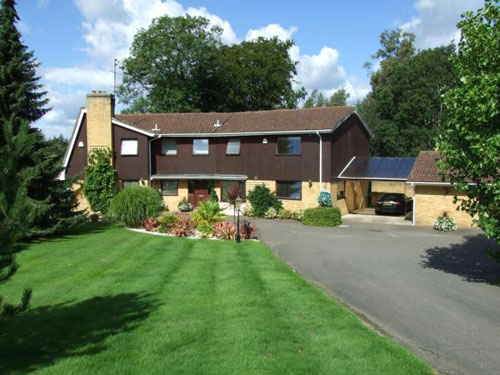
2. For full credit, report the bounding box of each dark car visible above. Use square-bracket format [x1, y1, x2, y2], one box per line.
[375, 193, 412, 215]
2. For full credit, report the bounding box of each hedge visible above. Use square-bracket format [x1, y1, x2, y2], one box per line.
[302, 207, 342, 227]
[109, 186, 163, 227]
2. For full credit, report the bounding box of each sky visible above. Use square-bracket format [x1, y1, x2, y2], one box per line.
[16, 0, 484, 139]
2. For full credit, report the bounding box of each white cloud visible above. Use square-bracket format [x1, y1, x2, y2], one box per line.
[401, 0, 483, 48]
[38, 0, 50, 8]
[246, 24, 297, 41]
[44, 67, 114, 87]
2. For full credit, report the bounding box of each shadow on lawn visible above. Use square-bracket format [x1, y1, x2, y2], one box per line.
[0, 293, 156, 375]
[421, 234, 500, 284]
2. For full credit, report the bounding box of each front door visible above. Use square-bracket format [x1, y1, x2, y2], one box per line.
[188, 180, 211, 208]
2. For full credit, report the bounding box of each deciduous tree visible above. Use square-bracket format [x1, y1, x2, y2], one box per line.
[438, 0, 500, 259]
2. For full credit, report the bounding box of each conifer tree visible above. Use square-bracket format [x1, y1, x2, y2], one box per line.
[0, 0, 82, 238]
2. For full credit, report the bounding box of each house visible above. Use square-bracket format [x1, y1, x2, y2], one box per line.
[407, 151, 475, 227]
[61, 91, 372, 213]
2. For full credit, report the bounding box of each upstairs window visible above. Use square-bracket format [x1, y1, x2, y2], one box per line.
[120, 139, 138, 155]
[276, 136, 301, 155]
[162, 138, 177, 155]
[193, 139, 209, 155]
[226, 138, 241, 155]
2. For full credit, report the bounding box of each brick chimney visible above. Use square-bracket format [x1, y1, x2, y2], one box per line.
[86, 91, 115, 154]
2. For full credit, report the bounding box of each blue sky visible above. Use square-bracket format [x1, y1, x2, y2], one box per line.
[16, 0, 483, 138]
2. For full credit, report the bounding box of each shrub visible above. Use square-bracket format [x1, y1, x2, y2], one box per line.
[303, 207, 342, 227]
[317, 191, 333, 207]
[109, 186, 163, 227]
[210, 189, 219, 202]
[191, 200, 225, 227]
[213, 221, 237, 240]
[197, 223, 213, 238]
[240, 220, 257, 240]
[83, 148, 117, 214]
[171, 216, 195, 237]
[178, 197, 192, 212]
[433, 212, 457, 232]
[278, 209, 293, 219]
[157, 213, 178, 233]
[264, 207, 279, 219]
[247, 185, 282, 217]
[142, 217, 158, 232]
[242, 205, 255, 217]
[90, 213, 99, 223]
[291, 210, 304, 221]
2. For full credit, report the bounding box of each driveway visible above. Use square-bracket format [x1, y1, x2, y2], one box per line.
[253, 217, 500, 375]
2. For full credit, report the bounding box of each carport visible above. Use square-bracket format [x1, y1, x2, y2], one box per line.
[337, 156, 416, 219]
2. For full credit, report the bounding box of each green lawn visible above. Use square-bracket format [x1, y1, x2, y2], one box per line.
[0, 223, 433, 375]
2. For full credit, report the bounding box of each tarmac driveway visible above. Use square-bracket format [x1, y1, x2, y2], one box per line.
[253, 217, 500, 375]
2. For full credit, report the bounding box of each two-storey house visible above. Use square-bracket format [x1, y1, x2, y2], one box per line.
[61, 91, 372, 212]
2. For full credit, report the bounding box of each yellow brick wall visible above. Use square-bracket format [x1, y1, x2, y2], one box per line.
[414, 185, 475, 228]
[72, 181, 91, 213]
[279, 181, 329, 211]
[152, 180, 189, 212]
[372, 181, 414, 196]
[86, 92, 114, 154]
[344, 180, 368, 212]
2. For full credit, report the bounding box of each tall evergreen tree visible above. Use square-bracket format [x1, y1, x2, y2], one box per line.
[0, 117, 34, 320]
[0, 0, 48, 140]
[0, 0, 82, 238]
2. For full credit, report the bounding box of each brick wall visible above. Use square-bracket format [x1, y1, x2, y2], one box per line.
[414, 185, 474, 228]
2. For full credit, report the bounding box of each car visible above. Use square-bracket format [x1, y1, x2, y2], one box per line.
[375, 193, 412, 215]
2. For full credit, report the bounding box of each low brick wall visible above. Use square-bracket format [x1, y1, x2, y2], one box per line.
[414, 185, 474, 228]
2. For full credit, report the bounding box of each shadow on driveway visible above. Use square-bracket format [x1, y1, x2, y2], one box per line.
[421, 234, 500, 283]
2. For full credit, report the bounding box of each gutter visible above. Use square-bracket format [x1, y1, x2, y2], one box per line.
[316, 131, 323, 190]
[158, 129, 332, 138]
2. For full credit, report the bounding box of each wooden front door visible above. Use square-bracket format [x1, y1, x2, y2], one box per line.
[188, 180, 210, 208]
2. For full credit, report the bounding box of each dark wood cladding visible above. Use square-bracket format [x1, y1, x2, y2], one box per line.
[331, 114, 370, 177]
[113, 125, 149, 181]
[66, 115, 87, 178]
[152, 134, 332, 182]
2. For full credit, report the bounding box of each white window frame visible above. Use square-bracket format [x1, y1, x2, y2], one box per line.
[120, 139, 138, 156]
[226, 138, 241, 155]
[162, 138, 177, 155]
[193, 139, 209, 155]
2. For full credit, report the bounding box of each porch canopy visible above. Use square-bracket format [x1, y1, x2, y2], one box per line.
[151, 174, 248, 181]
[338, 157, 416, 181]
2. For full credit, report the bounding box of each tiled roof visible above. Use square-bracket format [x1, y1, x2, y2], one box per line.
[115, 106, 357, 134]
[407, 151, 447, 183]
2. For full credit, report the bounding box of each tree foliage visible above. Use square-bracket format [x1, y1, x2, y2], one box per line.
[304, 88, 350, 108]
[0, 117, 34, 321]
[437, 0, 500, 258]
[118, 15, 304, 113]
[83, 149, 117, 214]
[359, 29, 457, 156]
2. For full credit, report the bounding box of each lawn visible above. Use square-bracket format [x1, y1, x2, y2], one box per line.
[0, 223, 433, 375]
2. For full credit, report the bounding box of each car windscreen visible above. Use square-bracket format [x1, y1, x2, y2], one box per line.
[380, 194, 404, 201]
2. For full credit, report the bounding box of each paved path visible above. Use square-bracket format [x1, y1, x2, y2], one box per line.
[253, 217, 500, 375]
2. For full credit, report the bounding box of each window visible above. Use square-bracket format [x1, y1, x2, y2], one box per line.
[226, 138, 241, 155]
[277, 181, 302, 200]
[221, 181, 246, 202]
[162, 138, 177, 155]
[276, 136, 301, 155]
[120, 139, 138, 155]
[161, 180, 178, 196]
[193, 139, 209, 155]
[123, 180, 139, 189]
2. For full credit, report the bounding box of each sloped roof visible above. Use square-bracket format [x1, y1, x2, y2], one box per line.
[407, 151, 445, 183]
[115, 106, 360, 135]
[339, 156, 416, 180]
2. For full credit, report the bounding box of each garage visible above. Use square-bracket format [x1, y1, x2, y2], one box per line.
[337, 156, 416, 223]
